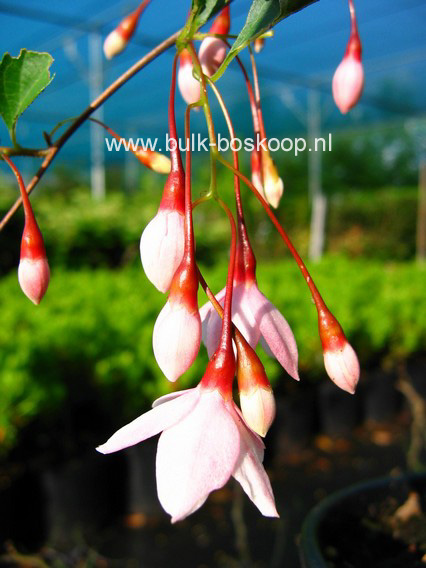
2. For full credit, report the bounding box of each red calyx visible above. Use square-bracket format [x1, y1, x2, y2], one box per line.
[21, 215, 47, 261]
[235, 333, 271, 392]
[210, 5, 230, 36]
[160, 55, 185, 214]
[201, 342, 236, 398]
[318, 307, 347, 352]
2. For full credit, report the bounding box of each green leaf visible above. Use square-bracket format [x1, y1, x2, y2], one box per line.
[192, 0, 230, 30]
[0, 49, 54, 142]
[214, 0, 318, 80]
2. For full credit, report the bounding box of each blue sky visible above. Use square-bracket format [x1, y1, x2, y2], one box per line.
[0, 0, 425, 171]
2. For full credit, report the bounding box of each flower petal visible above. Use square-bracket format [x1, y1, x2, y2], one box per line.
[232, 284, 261, 348]
[229, 404, 279, 518]
[152, 388, 194, 408]
[96, 389, 200, 454]
[247, 286, 299, 380]
[156, 390, 240, 523]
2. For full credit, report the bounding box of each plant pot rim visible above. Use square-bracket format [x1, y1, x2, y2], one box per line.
[299, 472, 426, 568]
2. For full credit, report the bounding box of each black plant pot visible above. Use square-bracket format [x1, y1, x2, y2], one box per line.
[299, 473, 426, 568]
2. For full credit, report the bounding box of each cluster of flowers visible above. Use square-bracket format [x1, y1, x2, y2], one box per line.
[4, 0, 363, 523]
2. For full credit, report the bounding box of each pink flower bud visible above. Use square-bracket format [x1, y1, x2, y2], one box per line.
[332, 2, 364, 114]
[134, 149, 171, 174]
[254, 37, 265, 54]
[199, 6, 230, 77]
[323, 341, 360, 394]
[318, 307, 360, 394]
[332, 54, 364, 114]
[103, 30, 128, 60]
[103, 4, 146, 59]
[199, 37, 227, 77]
[140, 209, 185, 293]
[235, 334, 276, 437]
[262, 150, 284, 208]
[240, 387, 276, 438]
[153, 297, 201, 382]
[152, 253, 201, 381]
[18, 257, 50, 306]
[178, 49, 201, 106]
[18, 217, 50, 305]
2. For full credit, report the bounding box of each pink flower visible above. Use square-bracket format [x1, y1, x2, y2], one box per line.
[97, 385, 278, 522]
[140, 209, 185, 293]
[178, 49, 201, 106]
[200, 281, 299, 380]
[332, 53, 364, 114]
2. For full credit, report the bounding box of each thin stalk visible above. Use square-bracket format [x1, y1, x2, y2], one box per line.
[2, 156, 34, 222]
[186, 43, 218, 199]
[249, 46, 267, 141]
[0, 28, 181, 231]
[217, 154, 328, 312]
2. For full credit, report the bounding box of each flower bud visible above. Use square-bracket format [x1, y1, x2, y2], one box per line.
[178, 49, 201, 106]
[134, 148, 171, 174]
[262, 150, 283, 208]
[318, 308, 360, 394]
[254, 37, 265, 54]
[332, 53, 364, 114]
[18, 218, 50, 305]
[103, 5, 145, 59]
[332, 4, 363, 114]
[235, 334, 275, 437]
[199, 7, 230, 77]
[152, 256, 201, 381]
[140, 209, 185, 293]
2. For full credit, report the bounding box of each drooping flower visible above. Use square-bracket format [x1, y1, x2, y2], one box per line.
[200, 234, 298, 380]
[318, 306, 360, 394]
[332, 0, 364, 114]
[178, 48, 201, 106]
[103, 2, 148, 59]
[199, 6, 230, 77]
[97, 383, 278, 522]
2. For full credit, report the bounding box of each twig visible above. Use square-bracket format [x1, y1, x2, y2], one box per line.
[0, 29, 180, 231]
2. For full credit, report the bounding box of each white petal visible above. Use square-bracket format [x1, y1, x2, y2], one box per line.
[96, 389, 200, 454]
[247, 286, 299, 380]
[156, 390, 240, 522]
[228, 403, 279, 518]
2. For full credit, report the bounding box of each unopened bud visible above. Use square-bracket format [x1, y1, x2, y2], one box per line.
[262, 150, 283, 208]
[103, 6, 145, 59]
[152, 257, 201, 381]
[318, 308, 360, 394]
[199, 6, 230, 77]
[332, 53, 364, 114]
[236, 334, 275, 436]
[18, 219, 50, 305]
[254, 37, 265, 53]
[251, 148, 266, 199]
[134, 149, 171, 174]
[178, 49, 201, 106]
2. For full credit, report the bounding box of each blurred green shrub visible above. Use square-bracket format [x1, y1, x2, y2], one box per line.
[0, 257, 425, 452]
[0, 179, 418, 275]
